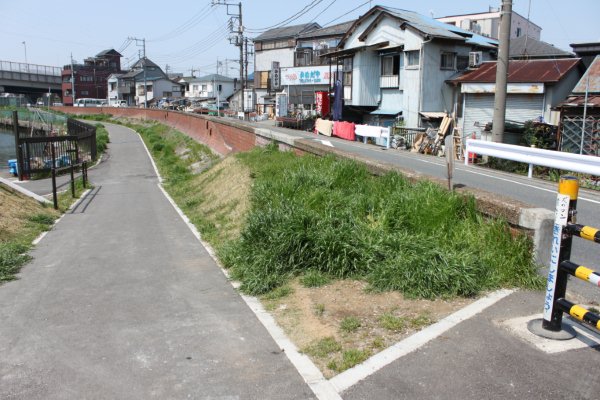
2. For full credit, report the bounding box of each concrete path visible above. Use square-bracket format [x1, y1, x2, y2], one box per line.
[0, 123, 316, 399]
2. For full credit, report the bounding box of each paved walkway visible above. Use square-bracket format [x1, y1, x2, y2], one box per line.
[2, 121, 600, 399]
[0, 123, 315, 399]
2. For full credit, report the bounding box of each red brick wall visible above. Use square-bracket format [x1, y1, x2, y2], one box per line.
[54, 106, 259, 156]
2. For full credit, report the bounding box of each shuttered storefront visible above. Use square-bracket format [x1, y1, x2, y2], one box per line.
[462, 93, 544, 139]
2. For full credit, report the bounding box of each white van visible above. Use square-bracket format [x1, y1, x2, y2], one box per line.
[74, 98, 107, 107]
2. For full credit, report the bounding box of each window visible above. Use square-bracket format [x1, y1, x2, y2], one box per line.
[405, 50, 420, 68]
[109, 82, 117, 91]
[516, 27, 522, 37]
[440, 52, 456, 70]
[172, 86, 180, 92]
[457, 56, 469, 71]
[295, 50, 312, 67]
[217, 84, 222, 92]
[192, 85, 199, 91]
[201, 84, 207, 91]
[341, 57, 353, 86]
[256, 71, 269, 89]
[381, 54, 400, 75]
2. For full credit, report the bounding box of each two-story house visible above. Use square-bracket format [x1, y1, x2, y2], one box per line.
[253, 22, 320, 116]
[179, 74, 235, 108]
[108, 58, 182, 107]
[327, 6, 498, 127]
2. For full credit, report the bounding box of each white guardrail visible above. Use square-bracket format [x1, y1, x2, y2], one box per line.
[465, 139, 600, 177]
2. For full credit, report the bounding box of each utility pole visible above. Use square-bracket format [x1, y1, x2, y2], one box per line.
[491, 0, 512, 143]
[212, 0, 246, 118]
[129, 37, 147, 108]
[70, 53, 76, 106]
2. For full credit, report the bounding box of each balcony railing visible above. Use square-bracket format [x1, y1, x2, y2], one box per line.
[380, 75, 399, 88]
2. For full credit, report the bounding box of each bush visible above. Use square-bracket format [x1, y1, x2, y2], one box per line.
[220, 146, 543, 298]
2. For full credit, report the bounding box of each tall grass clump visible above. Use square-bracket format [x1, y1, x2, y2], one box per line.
[220, 146, 543, 298]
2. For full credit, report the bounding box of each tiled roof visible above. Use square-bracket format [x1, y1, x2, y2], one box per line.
[510, 36, 573, 59]
[341, 6, 498, 49]
[297, 20, 354, 39]
[253, 23, 320, 42]
[449, 59, 581, 84]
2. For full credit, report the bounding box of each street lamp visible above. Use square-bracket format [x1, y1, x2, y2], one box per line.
[22, 41, 28, 71]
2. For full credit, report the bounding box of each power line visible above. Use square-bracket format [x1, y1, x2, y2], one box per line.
[321, 0, 371, 26]
[245, 0, 324, 33]
[308, 0, 338, 24]
[148, 3, 214, 42]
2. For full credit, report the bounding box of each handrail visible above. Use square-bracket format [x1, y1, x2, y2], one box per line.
[465, 139, 600, 177]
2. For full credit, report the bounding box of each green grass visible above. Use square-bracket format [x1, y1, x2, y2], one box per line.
[0, 243, 32, 282]
[378, 312, 433, 332]
[327, 349, 371, 372]
[300, 270, 331, 288]
[379, 313, 407, 331]
[220, 145, 544, 298]
[262, 285, 293, 301]
[95, 123, 110, 155]
[314, 303, 325, 317]
[77, 118, 543, 301]
[302, 337, 342, 358]
[340, 316, 361, 333]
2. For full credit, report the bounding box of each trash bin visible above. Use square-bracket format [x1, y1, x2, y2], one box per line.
[8, 159, 18, 176]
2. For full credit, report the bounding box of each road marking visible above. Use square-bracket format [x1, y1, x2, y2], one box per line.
[329, 289, 515, 393]
[459, 168, 600, 205]
[369, 150, 600, 206]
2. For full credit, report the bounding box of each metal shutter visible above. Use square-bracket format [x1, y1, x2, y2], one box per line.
[505, 94, 544, 123]
[463, 93, 544, 139]
[463, 93, 495, 139]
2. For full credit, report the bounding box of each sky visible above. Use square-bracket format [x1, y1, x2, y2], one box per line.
[1, 0, 599, 77]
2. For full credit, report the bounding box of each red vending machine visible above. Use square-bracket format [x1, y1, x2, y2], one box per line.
[315, 91, 330, 117]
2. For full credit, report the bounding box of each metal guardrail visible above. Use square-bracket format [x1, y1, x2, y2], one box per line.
[0, 60, 61, 76]
[465, 139, 600, 177]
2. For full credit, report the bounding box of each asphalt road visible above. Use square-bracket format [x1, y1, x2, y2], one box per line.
[0, 123, 316, 399]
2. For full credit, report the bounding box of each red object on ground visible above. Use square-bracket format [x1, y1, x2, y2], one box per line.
[468, 132, 476, 164]
[315, 91, 330, 117]
[333, 121, 356, 141]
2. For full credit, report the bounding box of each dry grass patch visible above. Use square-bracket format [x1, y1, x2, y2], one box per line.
[0, 186, 57, 240]
[193, 156, 252, 242]
[262, 278, 473, 378]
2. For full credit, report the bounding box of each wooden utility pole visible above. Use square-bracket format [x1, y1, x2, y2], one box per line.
[492, 0, 512, 143]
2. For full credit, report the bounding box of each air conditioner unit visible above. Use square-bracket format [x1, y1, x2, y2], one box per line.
[469, 51, 482, 68]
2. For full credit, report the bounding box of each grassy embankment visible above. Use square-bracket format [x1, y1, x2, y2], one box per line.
[109, 118, 544, 375]
[123, 118, 543, 298]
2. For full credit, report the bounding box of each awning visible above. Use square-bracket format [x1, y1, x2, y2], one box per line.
[370, 108, 402, 115]
[419, 111, 447, 119]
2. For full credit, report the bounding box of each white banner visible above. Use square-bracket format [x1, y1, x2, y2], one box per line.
[280, 66, 332, 86]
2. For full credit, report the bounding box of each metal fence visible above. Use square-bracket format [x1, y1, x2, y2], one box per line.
[560, 115, 600, 156]
[7, 110, 96, 180]
[0, 60, 62, 76]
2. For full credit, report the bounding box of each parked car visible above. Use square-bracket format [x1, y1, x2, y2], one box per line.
[113, 100, 128, 107]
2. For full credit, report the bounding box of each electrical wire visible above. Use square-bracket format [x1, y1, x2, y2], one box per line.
[307, 0, 338, 24]
[321, 0, 371, 26]
[148, 2, 214, 42]
[245, 0, 324, 33]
